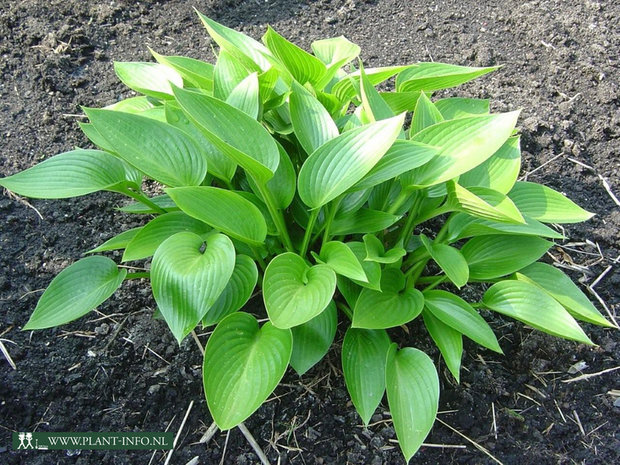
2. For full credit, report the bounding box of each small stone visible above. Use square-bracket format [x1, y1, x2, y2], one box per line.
[324, 16, 337, 24]
[148, 384, 161, 395]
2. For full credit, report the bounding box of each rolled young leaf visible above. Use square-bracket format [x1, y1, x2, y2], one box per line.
[226, 72, 260, 119]
[420, 234, 469, 288]
[409, 91, 443, 136]
[483, 280, 592, 344]
[23, 256, 126, 330]
[385, 345, 439, 463]
[203, 313, 292, 430]
[0, 150, 129, 199]
[263, 253, 337, 328]
[150, 49, 214, 90]
[342, 328, 391, 425]
[396, 62, 498, 92]
[290, 301, 338, 375]
[151, 232, 235, 343]
[114, 61, 183, 100]
[298, 113, 405, 209]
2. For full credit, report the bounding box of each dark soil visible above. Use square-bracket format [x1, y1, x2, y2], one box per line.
[1, 1, 618, 464]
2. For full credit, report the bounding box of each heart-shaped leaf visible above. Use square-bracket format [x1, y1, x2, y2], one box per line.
[290, 301, 337, 375]
[420, 235, 469, 288]
[263, 253, 337, 328]
[203, 313, 292, 430]
[385, 345, 439, 463]
[346, 242, 381, 290]
[23, 257, 126, 330]
[167, 186, 267, 246]
[363, 234, 406, 264]
[317, 241, 368, 282]
[203, 255, 258, 327]
[151, 232, 235, 343]
[342, 328, 391, 425]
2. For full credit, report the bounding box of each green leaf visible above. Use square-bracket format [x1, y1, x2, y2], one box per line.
[483, 280, 592, 344]
[359, 64, 394, 122]
[406, 112, 520, 188]
[422, 311, 463, 382]
[118, 194, 177, 214]
[105, 96, 155, 113]
[342, 328, 391, 425]
[331, 208, 401, 235]
[290, 301, 337, 375]
[333, 66, 411, 104]
[214, 49, 251, 100]
[298, 113, 405, 208]
[337, 277, 362, 309]
[122, 211, 210, 262]
[86, 227, 142, 254]
[164, 102, 236, 182]
[446, 182, 525, 224]
[197, 11, 272, 72]
[508, 181, 594, 223]
[289, 81, 339, 155]
[461, 235, 552, 280]
[424, 290, 502, 352]
[203, 255, 258, 326]
[150, 49, 214, 90]
[380, 91, 427, 114]
[351, 140, 437, 191]
[226, 72, 260, 119]
[172, 86, 279, 183]
[23, 257, 126, 330]
[385, 345, 439, 463]
[347, 242, 382, 291]
[353, 271, 424, 329]
[114, 61, 183, 100]
[263, 253, 337, 328]
[318, 241, 368, 282]
[167, 186, 267, 246]
[515, 263, 614, 328]
[151, 232, 235, 343]
[447, 213, 564, 242]
[84, 108, 207, 187]
[0, 149, 128, 199]
[312, 36, 360, 67]
[263, 26, 327, 87]
[459, 136, 521, 194]
[363, 234, 406, 264]
[434, 97, 490, 119]
[396, 62, 498, 92]
[420, 235, 469, 288]
[410, 92, 444, 136]
[203, 313, 292, 430]
[247, 143, 296, 209]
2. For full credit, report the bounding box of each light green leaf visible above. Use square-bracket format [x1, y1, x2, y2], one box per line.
[318, 241, 368, 282]
[337, 276, 362, 309]
[459, 136, 520, 194]
[311, 36, 360, 86]
[150, 49, 214, 90]
[214, 49, 251, 100]
[359, 64, 394, 122]
[508, 181, 594, 223]
[84, 108, 206, 187]
[263, 26, 327, 87]
[385, 345, 439, 463]
[397, 62, 498, 92]
[342, 328, 391, 425]
[447, 213, 564, 242]
[352, 141, 437, 191]
[118, 194, 177, 214]
[105, 96, 154, 113]
[420, 235, 469, 288]
[424, 290, 502, 352]
[331, 208, 401, 236]
[226, 72, 260, 119]
[172, 86, 279, 183]
[122, 211, 210, 262]
[515, 263, 614, 328]
[86, 227, 142, 254]
[263, 253, 337, 328]
[434, 97, 490, 119]
[461, 235, 552, 280]
[23, 257, 126, 330]
[0, 149, 128, 199]
[114, 61, 183, 100]
[333, 65, 411, 104]
[363, 234, 406, 264]
[422, 311, 463, 382]
[203, 255, 258, 326]
[483, 280, 592, 344]
[203, 313, 292, 430]
[406, 112, 520, 188]
[247, 142, 296, 209]
[347, 242, 382, 291]
[291, 302, 337, 375]
[298, 113, 405, 208]
[151, 232, 235, 343]
[167, 186, 267, 246]
[380, 91, 427, 114]
[410, 92, 443, 136]
[289, 81, 339, 155]
[446, 182, 525, 224]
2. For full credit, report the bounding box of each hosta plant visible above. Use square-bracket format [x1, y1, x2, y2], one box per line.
[1, 11, 614, 463]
